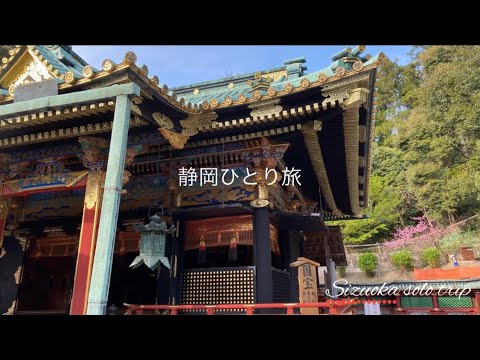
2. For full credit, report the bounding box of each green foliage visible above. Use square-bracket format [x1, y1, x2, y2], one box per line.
[397, 46, 480, 223]
[337, 46, 480, 245]
[439, 228, 480, 254]
[358, 253, 378, 276]
[334, 218, 388, 245]
[390, 250, 414, 271]
[421, 247, 441, 268]
[337, 266, 346, 277]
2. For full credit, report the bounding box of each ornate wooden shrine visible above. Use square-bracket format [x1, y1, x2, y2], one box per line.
[0, 45, 383, 314]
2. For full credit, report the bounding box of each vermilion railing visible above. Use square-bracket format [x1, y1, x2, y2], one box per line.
[123, 300, 358, 315]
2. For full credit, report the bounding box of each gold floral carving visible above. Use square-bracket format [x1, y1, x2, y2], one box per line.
[102, 59, 114, 72]
[159, 128, 190, 150]
[224, 96, 233, 105]
[125, 146, 143, 165]
[238, 94, 247, 103]
[284, 83, 293, 93]
[201, 101, 210, 110]
[248, 99, 283, 119]
[210, 98, 218, 108]
[131, 97, 143, 116]
[84, 171, 103, 210]
[267, 87, 276, 96]
[83, 66, 94, 78]
[8, 59, 52, 89]
[123, 51, 137, 65]
[180, 112, 218, 135]
[0, 198, 10, 218]
[64, 71, 76, 84]
[122, 170, 132, 186]
[353, 61, 364, 72]
[317, 74, 327, 83]
[152, 112, 174, 130]
[335, 67, 346, 77]
[300, 78, 310, 88]
[253, 90, 262, 100]
[262, 69, 287, 82]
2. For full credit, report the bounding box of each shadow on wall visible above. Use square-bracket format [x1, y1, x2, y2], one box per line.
[0, 236, 24, 314]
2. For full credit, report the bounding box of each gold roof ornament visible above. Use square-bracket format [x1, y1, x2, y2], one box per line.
[123, 51, 137, 65]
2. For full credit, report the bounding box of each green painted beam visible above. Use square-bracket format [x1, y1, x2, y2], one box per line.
[87, 94, 133, 315]
[0, 83, 140, 119]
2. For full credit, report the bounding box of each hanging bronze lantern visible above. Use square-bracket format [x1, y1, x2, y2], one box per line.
[130, 214, 176, 271]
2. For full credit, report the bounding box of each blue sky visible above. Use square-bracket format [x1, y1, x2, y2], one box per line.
[73, 45, 412, 87]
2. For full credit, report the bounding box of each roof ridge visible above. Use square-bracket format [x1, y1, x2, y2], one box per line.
[171, 65, 289, 92]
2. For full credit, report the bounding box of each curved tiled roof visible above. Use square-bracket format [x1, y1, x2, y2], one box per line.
[171, 45, 384, 110]
[1, 45, 384, 117]
[0, 45, 87, 80]
[31, 45, 87, 77]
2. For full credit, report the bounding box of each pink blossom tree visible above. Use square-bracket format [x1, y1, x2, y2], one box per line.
[385, 215, 455, 255]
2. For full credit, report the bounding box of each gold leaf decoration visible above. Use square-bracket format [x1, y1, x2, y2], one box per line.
[284, 83, 293, 93]
[153, 112, 174, 130]
[83, 66, 94, 78]
[123, 51, 137, 65]
[159, 128, 190, 150]
[353, 61, 364, 72]
[317, 73, 327, 83]
[335, 67, 346, 77]
[102, 59, 114, 72]
[64, 71, 76, 84]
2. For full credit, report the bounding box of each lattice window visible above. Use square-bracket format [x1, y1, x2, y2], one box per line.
[438, 296, 473, 308]
[400, 296, 434, 308]
[180, 267, 255, 312]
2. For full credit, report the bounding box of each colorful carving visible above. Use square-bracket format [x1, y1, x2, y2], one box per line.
[158, 128, 190, 150]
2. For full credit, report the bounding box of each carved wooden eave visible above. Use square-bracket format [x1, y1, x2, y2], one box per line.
[0, 100, 115, 131]
[185, 73, 373, 136]
[0, 115, 146, 149]
[158, 128, 190, 150]
[301, 121, 341, 216]
[152, 110, 218, 149]
[342, 88, 369, 216]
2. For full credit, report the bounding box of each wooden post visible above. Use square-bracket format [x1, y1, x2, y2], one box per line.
[432, 293, 440, 314]
[86, 94, 136, 315]
[395, 295, 402, 314]
[70, 170, 104, 315]
[253, 206, 273, 306]
[290, 257, 320, 314]
[474, 292, 480, 314]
